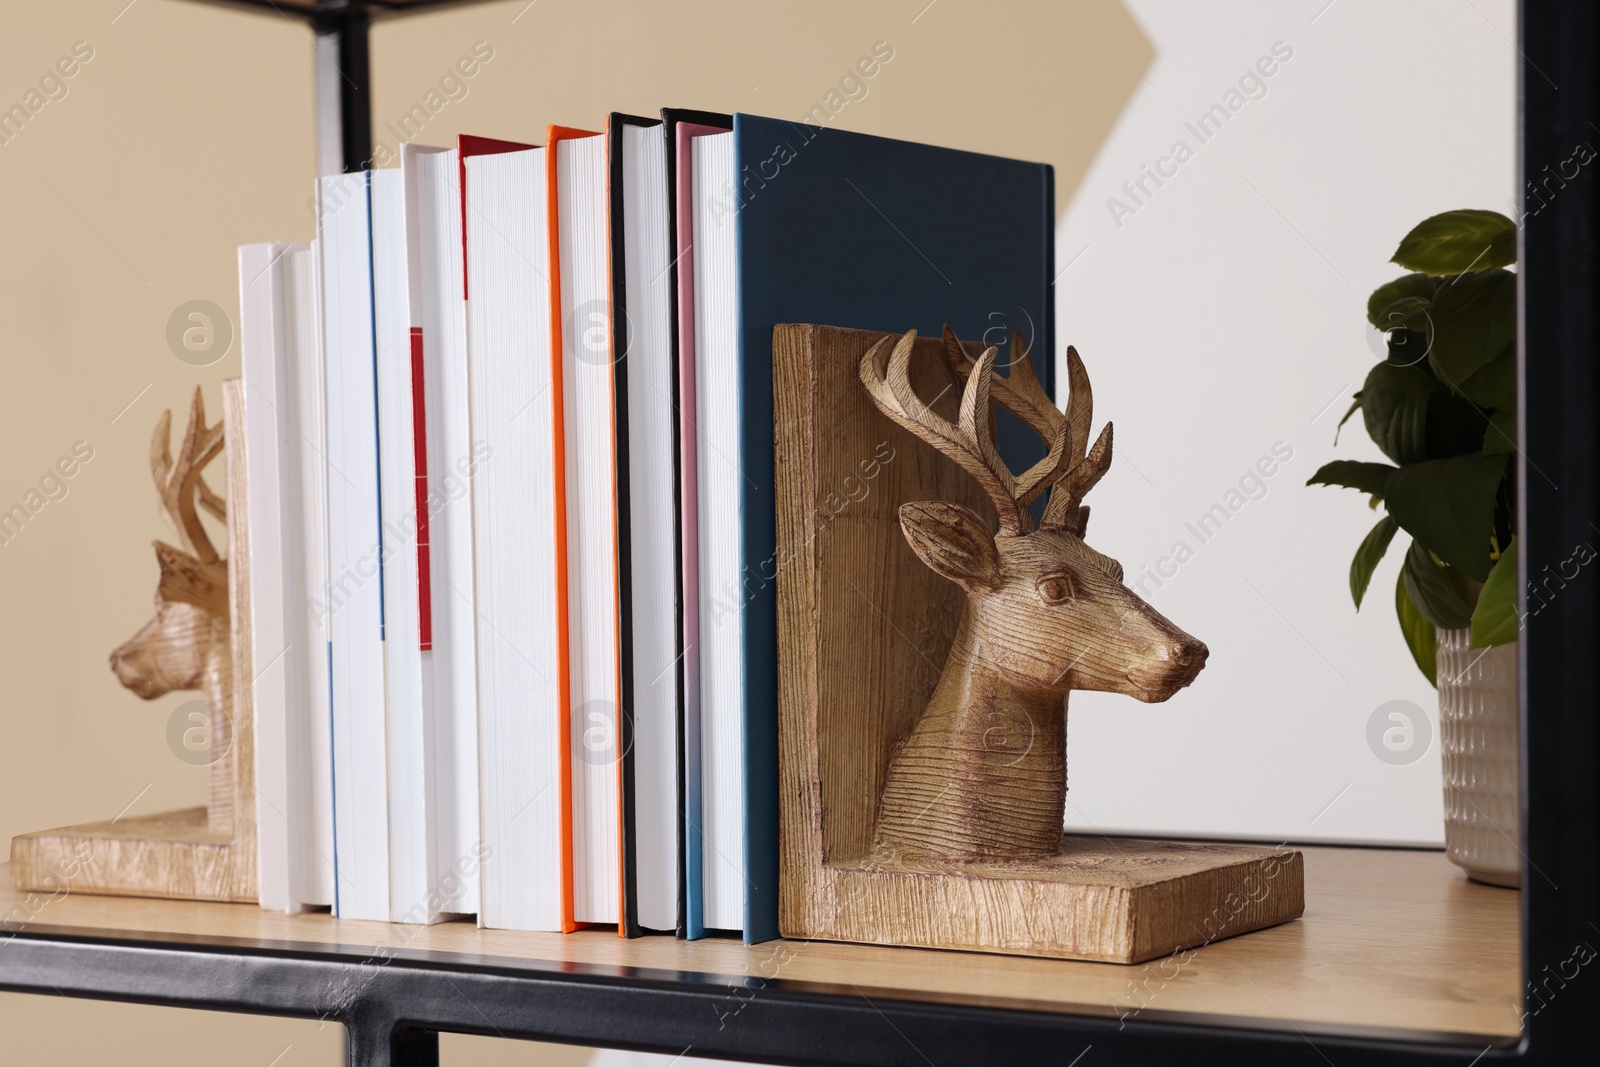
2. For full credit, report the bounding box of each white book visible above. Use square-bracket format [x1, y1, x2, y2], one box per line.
[371, 167, 452, 925]
[239, 241, 335, 914]
[465, 146, 567, 932]
[402, 143, 482, 918]
[555, 130, 621, 926]
[615, 121, 679, 932]
[318, 171, 390, 921]
[690, 131, 744, 932]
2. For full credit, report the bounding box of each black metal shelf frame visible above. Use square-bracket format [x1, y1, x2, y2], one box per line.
[187, 0, 486, 175]
[3, 1, 1596, 1064]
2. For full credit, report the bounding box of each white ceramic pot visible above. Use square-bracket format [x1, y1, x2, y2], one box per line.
[1436, 627, 1520, 888]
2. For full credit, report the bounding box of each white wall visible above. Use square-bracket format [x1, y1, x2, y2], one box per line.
[1055, 0, 1517, 846]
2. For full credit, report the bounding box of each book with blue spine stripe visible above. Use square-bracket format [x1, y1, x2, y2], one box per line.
[689, 114, 1055, 943]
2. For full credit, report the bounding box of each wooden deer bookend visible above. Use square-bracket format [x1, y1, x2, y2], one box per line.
[10, 381, 257, 902]
[109, 388, 235, 835]
[859, 328, 1209, 863]
[774, 323, 1303, 961]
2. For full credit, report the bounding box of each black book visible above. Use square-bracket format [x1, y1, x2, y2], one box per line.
[608, 111, 685, 938]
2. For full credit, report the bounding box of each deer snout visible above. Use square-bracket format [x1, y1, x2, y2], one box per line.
[1122, 628, 1209, 701]
[110, 647, 161, 699]
[1155, 635, 1208, 686]
[1170, 637, 1209, 670]
[110, 648, 142, 689]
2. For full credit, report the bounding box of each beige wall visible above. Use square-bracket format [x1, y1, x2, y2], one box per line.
[0, 0, 1141, 1062]
[366, 0, 1147, 216]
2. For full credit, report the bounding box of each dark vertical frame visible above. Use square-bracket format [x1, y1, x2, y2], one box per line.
[1520, 0, 1600, 1058]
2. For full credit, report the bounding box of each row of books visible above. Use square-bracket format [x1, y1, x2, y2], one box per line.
[240, 109, 1056, 940]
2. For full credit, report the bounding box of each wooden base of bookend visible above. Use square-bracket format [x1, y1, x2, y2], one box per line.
[772, 325, 1304, 963]
[9, 807, 255, 903]
[10, 380, 257, 904]
[808, 838, 1302, 964]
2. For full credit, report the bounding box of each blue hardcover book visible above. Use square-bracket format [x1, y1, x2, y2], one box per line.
[720, 115, 1056, 943]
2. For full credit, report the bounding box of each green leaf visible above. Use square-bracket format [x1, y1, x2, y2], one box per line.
[1307, 460, 1398, 497]
[1425, 387, 1490, 459]
[1401, 538, 1475, 628]
[1470, 538, 1520, 648]
[1456, 345, 1516, 411]
[1362, 362, 1436, 464]
[1382, 454, 1509, 580]
[1396, 569, 1439, 687]
[1368, 273, 1440, 328]
[1375, 297, 1434, 339]
[1334, 393, 1362, 444]
[1350, 515, 1398, 610]
[1392, 209, 1517, 275]
[1386, 327, 1433, 369]
[1483, 409, 1517, 456]
[1427, 268, 1516, 386]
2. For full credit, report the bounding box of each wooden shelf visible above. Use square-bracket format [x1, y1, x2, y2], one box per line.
[1, 845, 1520, 1044]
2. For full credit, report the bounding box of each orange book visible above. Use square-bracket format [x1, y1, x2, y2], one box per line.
[460, 134, 575, 933]
[547, 125, 624, 932]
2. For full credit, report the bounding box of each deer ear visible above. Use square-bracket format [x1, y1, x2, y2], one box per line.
[154, 540, 222, 609]
[898, 501, 1001, 590]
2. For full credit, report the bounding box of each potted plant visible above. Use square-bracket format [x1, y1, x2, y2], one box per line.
[1309, 209, 1520, 887]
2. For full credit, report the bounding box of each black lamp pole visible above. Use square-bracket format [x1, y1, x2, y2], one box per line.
[311, 0, 373, 175]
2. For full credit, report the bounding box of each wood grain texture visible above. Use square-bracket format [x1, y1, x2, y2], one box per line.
[222, 378, 258, 899]
[773, 325, 1302, 962]
[0, 848, 1521, 1040]
[857, 328, 1208, 862]
[7, 808, 247, 902]
[8, 381, 257, 903]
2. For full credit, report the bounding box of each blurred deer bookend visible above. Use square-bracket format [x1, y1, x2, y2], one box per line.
[859, 327, 1209, 863]
[109, 389, 236, 834]
[9, 380, 256, 902]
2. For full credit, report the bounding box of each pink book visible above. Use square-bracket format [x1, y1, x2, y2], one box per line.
[674, 118, 728, 941]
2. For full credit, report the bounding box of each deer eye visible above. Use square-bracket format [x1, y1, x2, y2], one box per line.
[1036, 571, 1078, 605]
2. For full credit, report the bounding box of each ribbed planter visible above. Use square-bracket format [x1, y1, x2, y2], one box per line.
[1436, 627, 1520, 888]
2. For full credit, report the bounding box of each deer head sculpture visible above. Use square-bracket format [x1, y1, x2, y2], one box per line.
[109, 388, 230, 709]
[861, 328, 1207, 862]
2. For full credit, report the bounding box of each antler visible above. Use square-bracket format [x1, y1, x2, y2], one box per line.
[861, 330, 1034, 535]
[151, 387, 226, 564]
[941, 326, 1112, 535]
